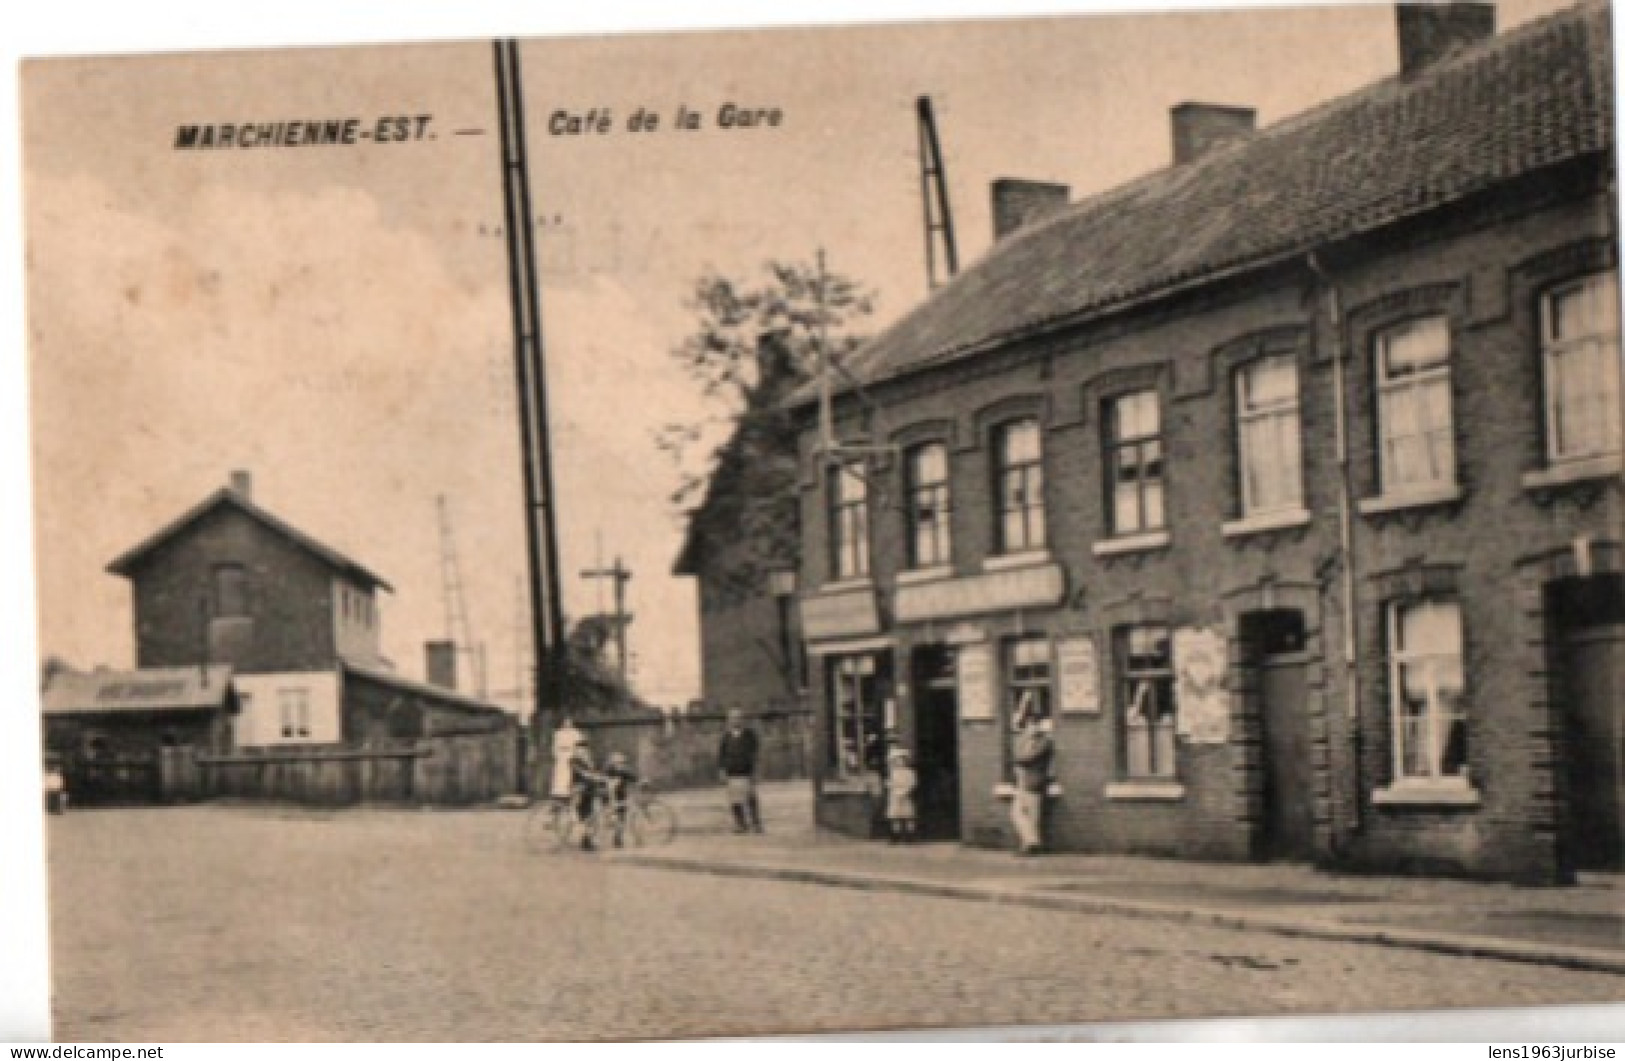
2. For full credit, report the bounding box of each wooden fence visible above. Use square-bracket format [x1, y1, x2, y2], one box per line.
[159, 729, 520, 807]
[571, 704, 813, 792]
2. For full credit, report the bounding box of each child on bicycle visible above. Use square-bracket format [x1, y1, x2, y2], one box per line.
[602, 751, 639, 848]
[568, 743, 604, 850]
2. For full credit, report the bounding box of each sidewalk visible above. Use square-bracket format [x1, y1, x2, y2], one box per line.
[629, 783, 1625, 975]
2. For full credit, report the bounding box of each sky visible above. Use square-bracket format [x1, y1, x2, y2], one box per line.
[17, 0, 1576, 717]
[1, 0, 1609, 1043]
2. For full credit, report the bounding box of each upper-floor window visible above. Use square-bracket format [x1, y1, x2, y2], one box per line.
[829, 460, 870, 580]
[1117, 624, 1177, 779]
[213, 564, 248, 619]
[904, 442, 952, 569]
[994, 419, 1045, 553]
[1375, 316, 1455, 493]
[1387, 598, 1467, 784]
[1106, 390, 1164, 535]
[1236, 355, 1303, 515]
[1541, 272, 1622, 464]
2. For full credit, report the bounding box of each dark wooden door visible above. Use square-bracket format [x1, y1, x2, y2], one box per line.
[1261, 653, 1314, 861]
[913, 648, 961, 841]
[1562, 624, 1623, 871]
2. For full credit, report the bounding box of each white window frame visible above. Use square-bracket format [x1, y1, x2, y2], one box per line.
[1374, 316, 1456, 496]
[904, 442, 953, 569]
[1105, 391, 1165, 536]
[1117, 624, 1177, 781]
[278, 688, 312, 740]
[1002, 636, 1053, 781]
[1385, 599, 1469, 787]
[829, 460, 870, 581]
[994, 419, 1046, 554]
[1541, 271, 1623, 465]
[1235, 355, 1304, 516]
[829, 654, 882, 781]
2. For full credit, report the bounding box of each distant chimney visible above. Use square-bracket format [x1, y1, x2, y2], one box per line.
[1397, 3, 1495, 77]
[992, 179, 1070, 241]
[1171, 103, 1256, 166]
[229, 470, 253, 500]
[425, 640, 458, 691]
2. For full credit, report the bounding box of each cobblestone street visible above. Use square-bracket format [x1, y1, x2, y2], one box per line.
[47, 805, 1625, 1041]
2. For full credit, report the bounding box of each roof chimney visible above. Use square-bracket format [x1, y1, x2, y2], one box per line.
[991, 179, 1070, 242]
[1396, 3, 1495, 77]
[1171, 103, 1256, 166]
[425, 640, 458, 691]
[228, 470, 253, 500]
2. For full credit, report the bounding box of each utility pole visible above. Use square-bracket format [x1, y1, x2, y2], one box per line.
[494, 39, 568, 746]
[581, 556, 633, 686]
[916, 96, 960, 290]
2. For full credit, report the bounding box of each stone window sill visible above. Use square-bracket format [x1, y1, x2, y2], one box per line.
[1104, 779, 1185, 801]
[1357, 484, 1463, 517]
[817, 577, 874, 595]
[982, 550, 1053, 573]
[1521, 454, 1623, 491]
[1222, 507, 1312, 539]
[822, 777, 875, 796]
[1371, 780, 1481, 808]
[896, 565, 954, 586]
[992, 781, 1064, 799]
[1092, 530, 1171, 558]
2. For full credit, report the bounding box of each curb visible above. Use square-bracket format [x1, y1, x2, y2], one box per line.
[618, 853, 1625, 977]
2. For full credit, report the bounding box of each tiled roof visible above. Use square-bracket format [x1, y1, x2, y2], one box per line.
[42, 665, 236, 716]
[341, 660, 510, 716]
[107, 488, 393, 592]
[806, 0, 1614, 402]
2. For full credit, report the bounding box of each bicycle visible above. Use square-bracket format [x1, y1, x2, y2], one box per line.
[523, 781, 678, 852]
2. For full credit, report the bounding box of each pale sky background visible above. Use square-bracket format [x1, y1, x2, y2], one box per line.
[18, 0, 1575, 715]
[4, 0, 1612, 1043]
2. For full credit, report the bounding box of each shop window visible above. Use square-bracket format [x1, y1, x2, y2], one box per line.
[1002, 636, 1052, 778]
[994, 419, 1045, 553]
[1540, 272, 1622, 465]
[1105, 391, 1164, 535]
[1374, 316, 1455, 494]
[829, 655, 885, 780]
[1117, 625, 1177, 779]
[214, 564, 249, 619]
[904, 442, 952, 569]
[1235, 355, 1304, 516]
[829, 460, 870, 580]
[1387, 599, 1468, 783]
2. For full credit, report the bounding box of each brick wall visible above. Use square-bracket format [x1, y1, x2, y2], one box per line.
[129, 505, 342, 675]
[796, 169, 1620, 881]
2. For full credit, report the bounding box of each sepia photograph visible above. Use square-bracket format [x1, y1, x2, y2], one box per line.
[10, 0, 1625, 1042]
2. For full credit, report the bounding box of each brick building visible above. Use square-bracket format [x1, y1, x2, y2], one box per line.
[105, 471, 513, 752]
[790, 1, 1621, 882]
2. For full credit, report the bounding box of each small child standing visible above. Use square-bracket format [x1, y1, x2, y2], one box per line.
[885, 747, 918, 844]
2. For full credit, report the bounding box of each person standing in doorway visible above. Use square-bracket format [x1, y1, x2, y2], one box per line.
[718, 710, 764, 834]
[1010, 693, 1054, 857]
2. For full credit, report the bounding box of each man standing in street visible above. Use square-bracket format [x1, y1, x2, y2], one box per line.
[718, 709, 764, 834]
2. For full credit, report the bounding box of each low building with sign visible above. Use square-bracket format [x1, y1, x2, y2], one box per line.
[789, 2, 1621, 882]
[41, 665, 238, 804]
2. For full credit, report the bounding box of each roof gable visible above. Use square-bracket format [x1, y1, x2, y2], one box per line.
[107, 488, 393, 592]
[808, 0, 1614, 402]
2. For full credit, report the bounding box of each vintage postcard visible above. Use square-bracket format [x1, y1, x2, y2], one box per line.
[12, 0, 1625, 1043]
